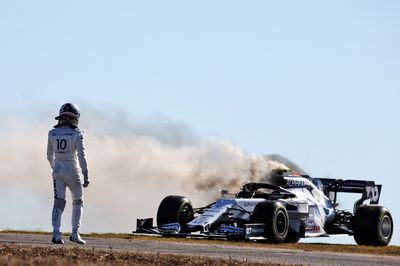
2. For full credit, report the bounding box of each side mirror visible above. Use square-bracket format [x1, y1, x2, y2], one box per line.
[333, 200, 339, 208]
[220, 189, 229, 197]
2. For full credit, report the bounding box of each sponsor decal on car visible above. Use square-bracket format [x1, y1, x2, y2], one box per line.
[286, 178, 312, 187]
[306, 225, 321, 233]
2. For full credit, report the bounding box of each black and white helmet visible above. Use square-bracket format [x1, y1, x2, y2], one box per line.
[55, 103, 80, 127]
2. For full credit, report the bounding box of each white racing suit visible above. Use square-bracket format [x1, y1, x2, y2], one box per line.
[47, 126, 88, 234]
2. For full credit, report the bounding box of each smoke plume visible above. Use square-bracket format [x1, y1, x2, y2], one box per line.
[0, 112, 298, 233]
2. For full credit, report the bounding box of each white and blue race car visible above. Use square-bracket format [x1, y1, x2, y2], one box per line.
[136, 174, 393, 246]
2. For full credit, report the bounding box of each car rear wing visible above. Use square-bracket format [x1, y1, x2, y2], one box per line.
[317, 178, 382, 211]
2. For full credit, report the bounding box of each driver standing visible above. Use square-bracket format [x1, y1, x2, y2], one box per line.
[47, 103, 90, 244]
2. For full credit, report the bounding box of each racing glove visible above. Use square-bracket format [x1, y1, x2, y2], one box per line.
[83, 174, 90, 188]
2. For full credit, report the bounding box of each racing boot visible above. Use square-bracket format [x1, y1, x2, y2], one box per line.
[70, 230, 86, 244]
[52, 230, 64, 244]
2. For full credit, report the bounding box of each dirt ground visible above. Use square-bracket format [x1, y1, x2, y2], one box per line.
[0, 244, 299, 266]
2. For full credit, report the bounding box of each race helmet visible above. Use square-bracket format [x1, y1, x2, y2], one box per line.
[55, 103, 80, 128]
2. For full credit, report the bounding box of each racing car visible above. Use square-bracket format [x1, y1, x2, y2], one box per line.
[135, 174, 393, 246]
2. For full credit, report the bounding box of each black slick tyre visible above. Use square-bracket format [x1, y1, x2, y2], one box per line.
[285, 220, 305, 243]
[156, 195, 194, 230]
[353, 205, 393, 246]
[284, 231, 300, 243]
[252, 201, 289, 243]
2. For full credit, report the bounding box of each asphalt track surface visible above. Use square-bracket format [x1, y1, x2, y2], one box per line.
[0, 233, 399, 265]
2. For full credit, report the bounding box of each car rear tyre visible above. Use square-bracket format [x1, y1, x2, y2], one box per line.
[353, 205, 393, 246]
[285, 233, 300, 243]
[285, 220, 305, 243]
[156, 195, 194, 230]
[252, 201, 289, 243]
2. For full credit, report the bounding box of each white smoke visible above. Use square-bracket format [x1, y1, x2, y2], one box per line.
[0, 113, 290, 233]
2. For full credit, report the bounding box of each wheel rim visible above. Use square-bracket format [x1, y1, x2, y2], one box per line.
[380, 215, 392, 240]
[276, 210, 288, 235]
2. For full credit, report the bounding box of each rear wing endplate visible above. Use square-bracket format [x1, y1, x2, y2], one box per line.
[318, 178, 382, 204]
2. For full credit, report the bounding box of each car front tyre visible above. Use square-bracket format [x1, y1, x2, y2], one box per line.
[252, 201, 289, 243]
[156, 195, 194, 231]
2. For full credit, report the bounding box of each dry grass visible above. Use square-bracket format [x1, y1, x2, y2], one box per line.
[1, 230, 53, 235]
[2, 230, 400, 257]
[0, 244, 300, 266]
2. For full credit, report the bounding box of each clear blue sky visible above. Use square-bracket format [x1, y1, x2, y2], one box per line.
[1, 1, 399, 244]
